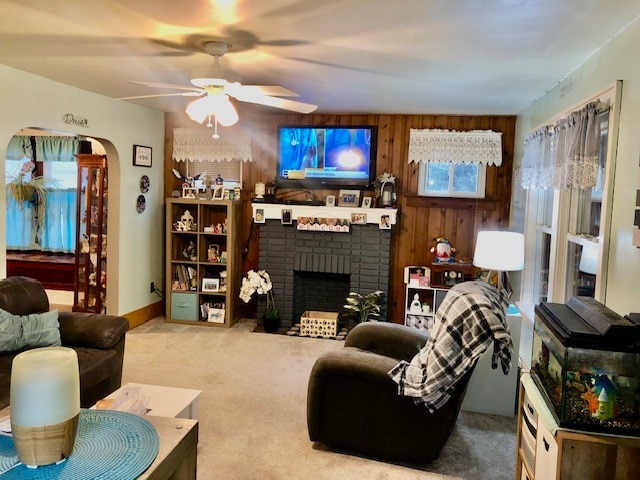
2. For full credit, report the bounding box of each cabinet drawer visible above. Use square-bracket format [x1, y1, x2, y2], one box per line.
[171, 292, 198, 321]
[535, 421, 558, 480]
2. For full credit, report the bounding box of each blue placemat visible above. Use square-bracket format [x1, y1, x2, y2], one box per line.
[0, 409, 159, 479]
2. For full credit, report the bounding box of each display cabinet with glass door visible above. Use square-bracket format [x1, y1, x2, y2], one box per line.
[73, 154, 107, 313]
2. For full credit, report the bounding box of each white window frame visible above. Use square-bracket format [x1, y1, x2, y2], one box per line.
[520, 81, 621, 310]
[417, 162, 486, 198]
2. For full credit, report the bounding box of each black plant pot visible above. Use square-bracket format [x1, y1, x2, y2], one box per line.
[262, 315, 281, 333]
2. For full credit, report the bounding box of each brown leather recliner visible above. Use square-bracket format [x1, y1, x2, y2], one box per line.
[0, 276, 129, 410]
[307, 322, 476, 465]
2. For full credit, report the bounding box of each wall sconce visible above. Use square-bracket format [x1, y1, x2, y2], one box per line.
[10, 347, 80, 467]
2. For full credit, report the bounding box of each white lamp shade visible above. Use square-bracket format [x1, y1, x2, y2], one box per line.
[473, 231, 525, 272]
[186, 94, 239, 127]
[579, 243, 599, 275]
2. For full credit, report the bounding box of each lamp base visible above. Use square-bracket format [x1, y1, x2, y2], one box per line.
[11, 413, 79, 467]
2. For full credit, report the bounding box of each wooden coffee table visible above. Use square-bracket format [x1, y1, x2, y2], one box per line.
[0, 407, 198, 480]
[138, 415, 198, 480]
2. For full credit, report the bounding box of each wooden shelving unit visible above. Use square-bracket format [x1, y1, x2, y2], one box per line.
[165, 198, 242, 327]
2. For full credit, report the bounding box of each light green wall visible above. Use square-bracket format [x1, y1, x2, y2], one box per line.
[514, 17, 640, 316]
[0, 65, 165, 316]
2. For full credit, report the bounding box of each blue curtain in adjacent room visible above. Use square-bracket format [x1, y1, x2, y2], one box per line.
[6, 196, 35, 250]
[34, 136, 79, 162]
[40, 189, 77, 253]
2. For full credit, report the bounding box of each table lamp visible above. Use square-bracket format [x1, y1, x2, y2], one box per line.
[10, 347, 80, 468]
[579, 243, 598, 275]
[473, 230, 525, 295]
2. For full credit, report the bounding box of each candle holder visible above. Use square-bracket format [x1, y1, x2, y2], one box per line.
[10, 347, 80, 468]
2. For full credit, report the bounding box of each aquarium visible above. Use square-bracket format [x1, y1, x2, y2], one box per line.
[531, 296, 640, 436]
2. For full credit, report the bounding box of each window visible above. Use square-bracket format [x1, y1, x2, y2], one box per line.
[42, 161, 78, 189]
[520, 83, 620, 310]
[418, 162, 486, 198]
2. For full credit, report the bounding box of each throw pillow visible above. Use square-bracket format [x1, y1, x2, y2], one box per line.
[0, 308, 61, 353]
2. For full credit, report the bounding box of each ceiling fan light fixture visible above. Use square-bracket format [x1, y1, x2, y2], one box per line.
[185, 94, 238, 127]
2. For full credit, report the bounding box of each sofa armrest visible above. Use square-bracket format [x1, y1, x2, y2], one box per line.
[58, 312, 129, 350]
[344, 322, 428, 361]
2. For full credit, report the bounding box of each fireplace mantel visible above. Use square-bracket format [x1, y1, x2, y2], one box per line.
[251, 203, 397, 225]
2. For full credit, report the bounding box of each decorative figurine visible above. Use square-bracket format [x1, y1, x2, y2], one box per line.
[409, 293, 423, 314]
[430, 237, 456, 263]
[183, 240, 197, 261]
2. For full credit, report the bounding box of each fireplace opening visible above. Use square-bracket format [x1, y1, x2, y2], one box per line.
[292, 271, 350, 325]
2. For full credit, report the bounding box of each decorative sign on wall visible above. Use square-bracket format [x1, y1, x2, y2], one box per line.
[133, 145, 152, 167]
[296, 217, 350, 233]
[62, 113, 89, 128]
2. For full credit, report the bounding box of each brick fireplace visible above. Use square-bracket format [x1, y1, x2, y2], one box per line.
[256, 209, 394, 328]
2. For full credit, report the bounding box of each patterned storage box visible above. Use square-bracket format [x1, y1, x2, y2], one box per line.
[300, 311, 339, 338]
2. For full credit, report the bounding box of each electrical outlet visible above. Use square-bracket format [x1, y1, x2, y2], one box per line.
[150, 282, 155, 294]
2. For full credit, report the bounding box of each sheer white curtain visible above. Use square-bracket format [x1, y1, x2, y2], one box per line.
[521, 101, 606, 190]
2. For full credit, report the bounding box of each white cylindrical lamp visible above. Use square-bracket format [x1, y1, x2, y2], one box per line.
[10, 347, 80, 468]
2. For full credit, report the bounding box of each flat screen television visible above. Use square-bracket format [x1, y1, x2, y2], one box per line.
[276, 125, 376, 189]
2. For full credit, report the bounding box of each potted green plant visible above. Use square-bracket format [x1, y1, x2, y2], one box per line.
[343, 290, 384, 327]
[239, 269, 280, 333]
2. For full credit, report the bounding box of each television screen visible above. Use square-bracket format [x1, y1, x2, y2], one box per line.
[276, 125, 376, 189]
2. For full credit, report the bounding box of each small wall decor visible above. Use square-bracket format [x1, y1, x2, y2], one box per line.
[379, 214, 391, 229]
[133, 145, 152, 167]
[136, 194, 146, 213]
[139, 175, 150, 193]
[255, 208, 265, 224]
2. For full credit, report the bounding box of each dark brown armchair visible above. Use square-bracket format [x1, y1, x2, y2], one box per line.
[306, 322, 475, 465]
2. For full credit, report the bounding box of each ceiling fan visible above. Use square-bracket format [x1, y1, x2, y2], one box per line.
[118, 41, 318, 127]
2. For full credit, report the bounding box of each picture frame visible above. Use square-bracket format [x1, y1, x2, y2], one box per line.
[133, 144, 152, 167]
[281, 209, 292, 224]
[255, 208, 265, 224]
[338, 189, 360, 207]
[350, 212, 367, 225]
[207, 308, 226, 323]
[201, 278, 220, 292]
[212, 186, 224, 200]
[361, 196, 372, 208]
[379, 214, 391, 230]
[326, 195, 336, 207]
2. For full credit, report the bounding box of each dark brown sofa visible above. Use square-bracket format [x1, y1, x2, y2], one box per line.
[0, 276, 129, 410]
[307, 322, 475, 465]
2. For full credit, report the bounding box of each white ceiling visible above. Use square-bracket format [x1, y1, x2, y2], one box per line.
[1, 0, 640, 116]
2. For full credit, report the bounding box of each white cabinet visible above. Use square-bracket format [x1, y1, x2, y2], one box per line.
[403, 284, 448, 332]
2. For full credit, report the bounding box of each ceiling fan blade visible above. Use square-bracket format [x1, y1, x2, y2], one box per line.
[225, 84, 299, 98]
[116, 92, 203, 100]
[229, 91, 317, 114]
[125, 80, 203, 93]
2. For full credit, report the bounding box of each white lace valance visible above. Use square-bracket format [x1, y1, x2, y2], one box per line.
[521, 101, 608, 190]
[408, 129, 503, 166]
[172, 128, 253, 163]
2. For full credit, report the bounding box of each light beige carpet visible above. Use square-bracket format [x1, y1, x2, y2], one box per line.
[124, 318, 516, 480]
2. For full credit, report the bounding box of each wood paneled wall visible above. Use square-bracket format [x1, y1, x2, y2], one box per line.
[165, 111, 516, 323]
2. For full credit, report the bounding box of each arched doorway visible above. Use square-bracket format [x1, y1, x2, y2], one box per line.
[4, 128, 110, 311]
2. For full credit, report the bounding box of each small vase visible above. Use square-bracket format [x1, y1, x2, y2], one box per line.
[262, 315, 281, 333]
